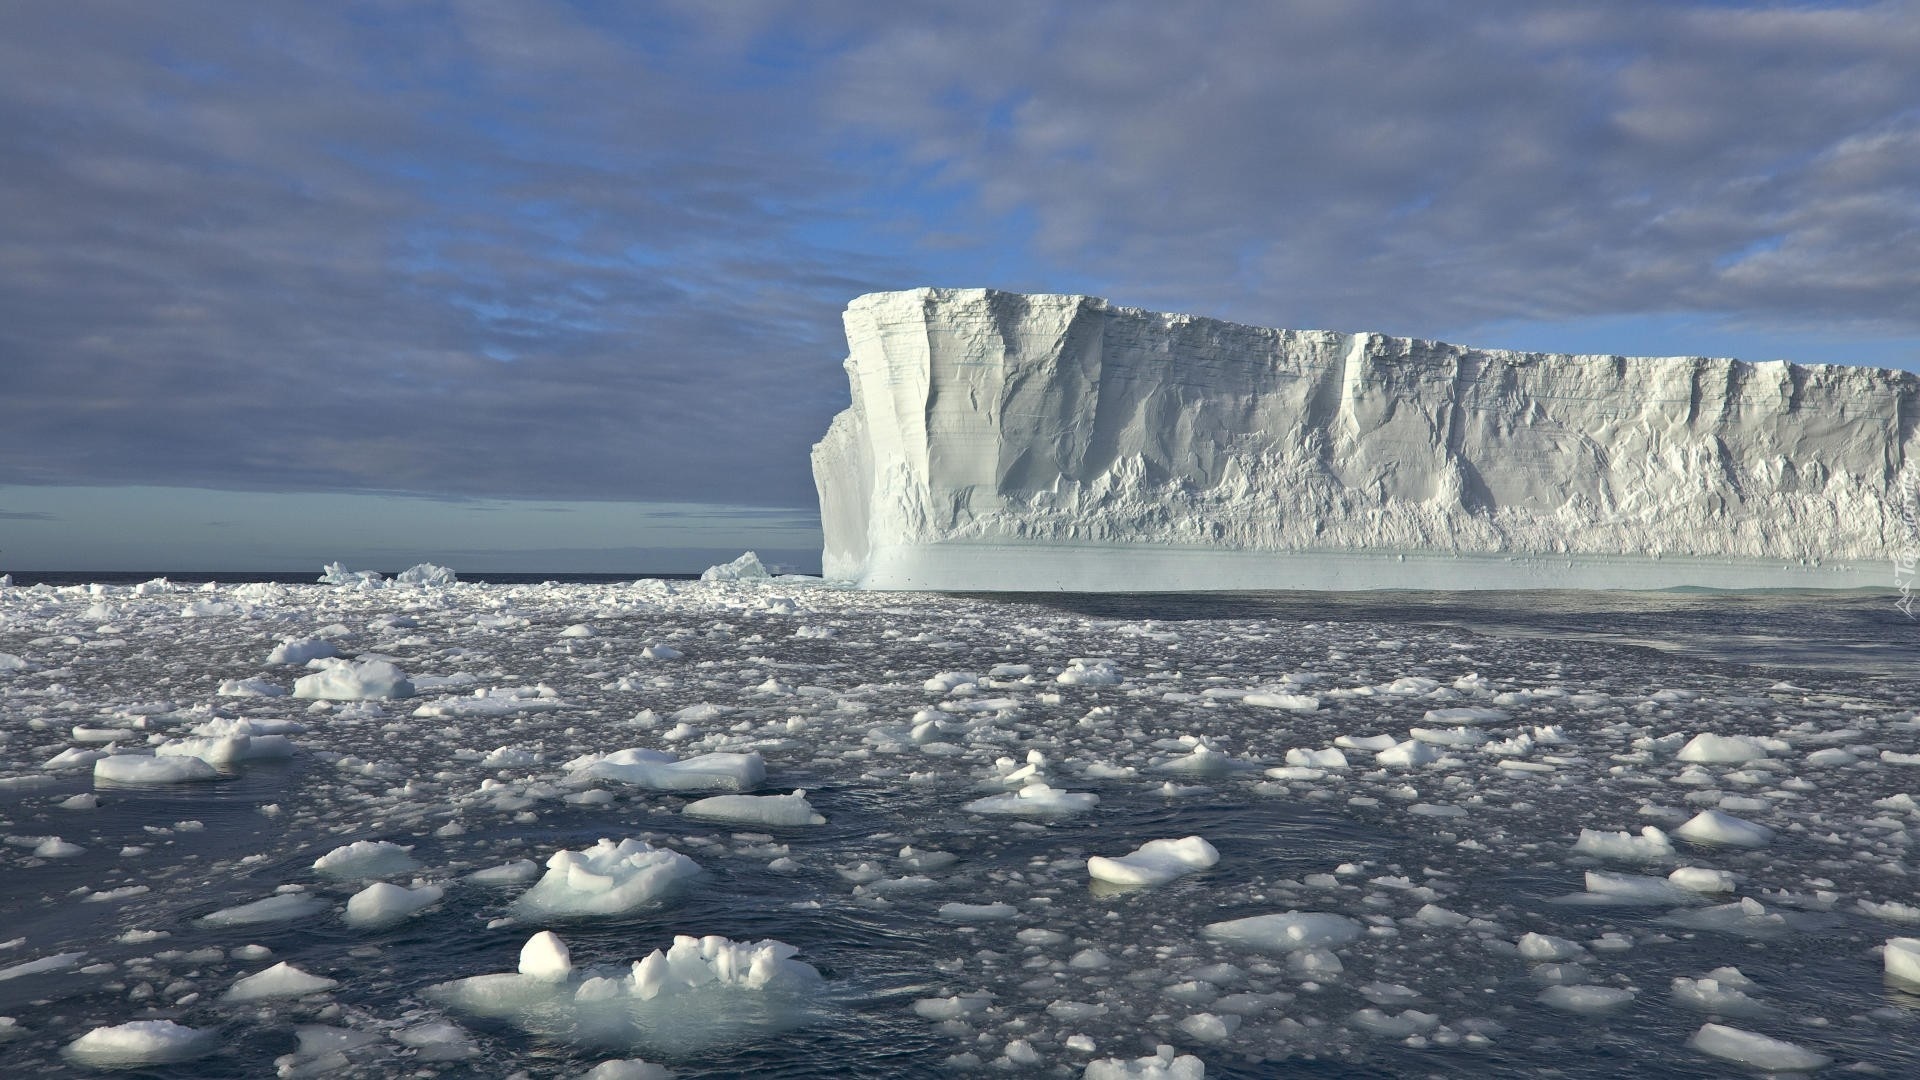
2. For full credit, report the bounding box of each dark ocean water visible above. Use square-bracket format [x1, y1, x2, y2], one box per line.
[3, 577, 1918, 1077]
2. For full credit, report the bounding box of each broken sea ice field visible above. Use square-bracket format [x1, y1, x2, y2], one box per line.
[1, 572, 1919, 1076]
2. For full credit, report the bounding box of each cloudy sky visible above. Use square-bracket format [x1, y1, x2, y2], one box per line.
[4, 1, 1918, 572]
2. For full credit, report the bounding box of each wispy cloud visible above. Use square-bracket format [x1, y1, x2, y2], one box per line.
[1, 0, 1914, 520]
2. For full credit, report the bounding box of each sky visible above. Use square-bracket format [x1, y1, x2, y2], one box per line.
[3, 1, 1918, 572]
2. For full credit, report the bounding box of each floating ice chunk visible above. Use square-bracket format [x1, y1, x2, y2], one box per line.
[225, 961, 339, 1002]
[1148, 742, 1235, 778]
[293, 658, 414, 700]
[913, 995, 992, 1020]
[682, 790, 824, 827]
[469, 859, 541, 885]
[1674, 810, 1774, 848]
[217, 677, 287, 697]
[435, 933, 822, 1056]
[395, 562, 458, 587]
[199, 892, 329, 928]
[313, 840, 420, 879]
[1375, 740, 1442, 768]
[0, 951, 86, 981]
[1284, 747, 1348, 769]
[345, 882, 444, 928]
[579, 1059, 673, 1080]
[268, 637, 338, 665]
[1578, 871, 1701, 905]
[1661, 897, 1797, 938]
[520, 931, 572, 982]
[1335, 734, 1399, 752]
[573, 749, 766, 792]
[1349, 1008, 1438, 1036]
[1176, 1012, 1240, 1043]
[513, 838, 700, 918]
[1518, 933, 1587, 961]
[1676, 734, 1771, 764]
[560, 623, 596, 638]
[1242, 692, 1319, 711]
[64, 1020, 214, 1067]
[1088, 837, 1220, 887]
[1056, 658, 1121, 686]
[156, 733, 294, 764]
[319, 562, 386, 587]
[923, 671, 980, 693]
[1083, 1044, 1205, 1079]
[1421, 707, 1508, 726]
[641, 644, 683, 660]
[1687, 1024, 1829, 1071]
[1672, 971, 1770, 1017]
[194, 716, 306, 737]
[393, 1021, 477, 1062]
[1572, 826, 1674, 861]
[93, 753, 220, 785]
[937, 902, 1017, 922]
[700, 552, 771, 582]
[1669, 867, 1736, 894]
[34, 837, 83, 858]
[963, 782, 1099, 817]
[1886, 938, 1920, 989]
[1202, 912, 1361, 953]
[1538, 985, 1635, 1014]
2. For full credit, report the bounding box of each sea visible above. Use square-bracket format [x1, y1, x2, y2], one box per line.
[0, 574, 1916, 1077]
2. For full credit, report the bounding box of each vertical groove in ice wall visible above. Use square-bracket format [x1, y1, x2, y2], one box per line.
[811, 287, 1918, 586]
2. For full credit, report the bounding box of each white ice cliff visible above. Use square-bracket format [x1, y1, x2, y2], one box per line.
[812, 288, 1915, 590]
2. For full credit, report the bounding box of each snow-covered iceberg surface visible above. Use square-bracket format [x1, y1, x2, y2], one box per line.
[813, 287, 1914, 590]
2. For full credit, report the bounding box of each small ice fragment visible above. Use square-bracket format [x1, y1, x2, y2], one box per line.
[1082, 1044, 1205, 1079]
[292, 658, 414, 700]
[914, 994, 992, 1020]
[313, 840, 420, 879]
[572, 748, 766, 792]
[1087, 837, 1219, 887]
[579, 1059, 674, 1079]
[1674, 810, 1774, 848]
[1375, 740, 1441, 767]
[225, 961, 339, 1002]
[1537, 985, 1635, 1014]
[1243, 692, 1319, 711]
[1687, 1023, 1829, 1071]
[93, 754, 221, 785]
[513, 838, 699, 918]
[199, 893, 328, 927]
[682, 790, 824, 827]
[267, 637, 338, 665]
[1669, 866, 1736, 893]
[1572, 826, 1673, 861]
[1517, 933, 1586, 961]
[64, 1020, 215, 1067]
[937, 902, 1017, 922]
[1201, 912, 1362, 953]
[963, 782, 1099, 817]
[1886, 937, 1920, 989]
[468, 859, 541, 885]
[33, 837, 83, 858]
[1676, 734, 1771, 764]
[519, 931, 572, 982]
[345, 882, 444, 928]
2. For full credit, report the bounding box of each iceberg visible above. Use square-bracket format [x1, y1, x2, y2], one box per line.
[812, 288, 1910, 590]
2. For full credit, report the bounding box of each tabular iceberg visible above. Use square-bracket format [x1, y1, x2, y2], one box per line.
[812, 288, 1916, 591]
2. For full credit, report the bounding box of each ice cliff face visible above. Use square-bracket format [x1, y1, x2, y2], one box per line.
[812, 288, 1917, 590]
